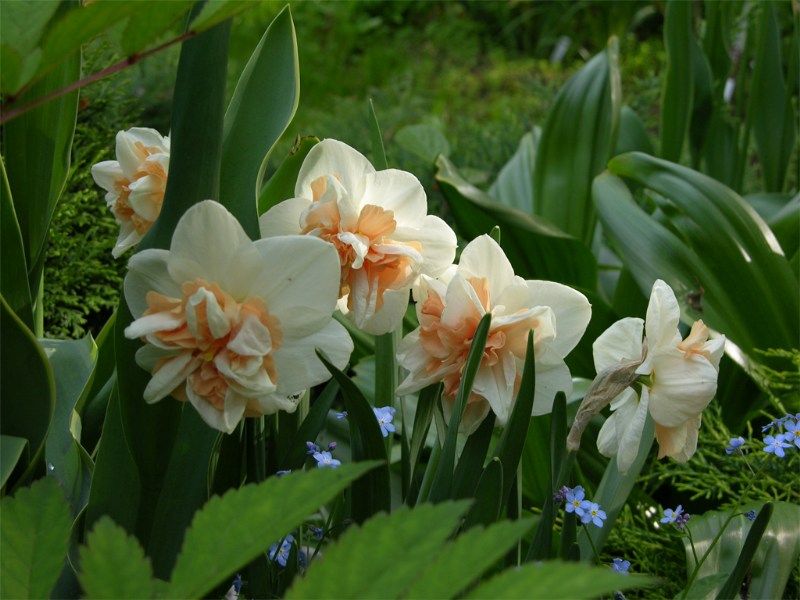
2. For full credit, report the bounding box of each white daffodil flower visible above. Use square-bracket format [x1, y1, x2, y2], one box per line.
[595, 280, 725, 473]
[396, 235, 591, 434]
[123, 200, 353, 434]
[259, 139, 456, 335]
[91, 127, 171, 257]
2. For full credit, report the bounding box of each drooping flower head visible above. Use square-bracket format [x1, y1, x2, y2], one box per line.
[260, 139, 457, 335]
[397, 235, 591, 434]
[123, 200, 353, 433]
[91, 127, 170, 257]
[595, 280, 725, 473]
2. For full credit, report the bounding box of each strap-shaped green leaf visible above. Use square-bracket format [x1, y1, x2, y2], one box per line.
[436, 155, 597, 289]
[660, 0, 693, 162]
[532, 37, 620, 244]
[221, 5, 299, 237]
[0, 158, 32, 329]
[258, 136, 319, 215]
[488, 129, 539, 213]
[78, 517, 155, 600]
[168, 462, 379, 599]
[716, 502, 774, 600]
[405, 383, 440, 505]
[0, 477, 71, 599]
[0, 296, 55, 491]
[0, 435, 27, 489]
[316, 350, 391, 522]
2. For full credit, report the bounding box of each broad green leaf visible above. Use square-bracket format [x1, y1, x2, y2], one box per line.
[745, 193, 799, 258]
[257, 136, 318, 215]
[682, 501, 800, 599]
[0, 296, 55, 489]
[603, 153, 799, 356]
[428, 313, 491, 503]
[145, 409, 220, 579]
[115, 2, 193, 56]
[0, 435, 27, 488]
[84, 383, 140, 536]
[749, 2, 795, 192]
[716, 502, 773, 599]
[466, 561, 654, 599]
[168, 462, 379, 599]
[220, 5, 299, 237]
[287, 501, 471, 599]
[532, 37, 620, 244]
[615, 106, 654, 156]
[0, 477, 71, 599]
[660, 0, 693, 162]
[436, 155, 597, 288]
[578, 417, 655, 558]
[3, 47, 79, 302]
[42, 336, 96, 517]
[78, 517, 155, 600]
[489, 128, 540, 213]
[0, 157, 32, 328]
[316, 350, 390, 522]
[395, 122, 451, 164]
[688, 30, 714, 168]
[0, 0, 57, 93]
[406, 518, 536, 598]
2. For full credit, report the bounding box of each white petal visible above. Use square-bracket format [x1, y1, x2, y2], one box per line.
[116, 128, 167, 177]
[125, 312, 183, 341]
[531, 350, 573, 416]
[457, 235, 516, 299]
[187, 385, 247, 434]
[295, 139, 374, 202]
[258, 392, 302, 415]
[113, 222, 144, 258]
[250, 235, 341, 337]
[185, 286, 231, 340]
[215, 352, 275, 396]
[644, 279, 681, 352]
[616, 387, 650, 474]
[134, 344, 174, 371]
[593, 317, 644, 373]
[395, 215, 457, 278]
[441, 274, 486, 330]
[442, 396, 492, 436]
[167, 201, 259, 296]
[472, 353, 517, 426]
[704, 335, 726, 370]
[128, 175, 164, 222]
[272, 319, 353, 395]
[648, 350, 718, 427]
[124, 249, 179, 318]
[360, 169, 427, 224]
[91, 161, 124, 192]
[259, 197, 310, 237]
[227, 313, 274, 356]
[142, 352, 199, 403]
[526, 280, 592, 358]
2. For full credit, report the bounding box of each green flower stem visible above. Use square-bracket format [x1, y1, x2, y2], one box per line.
[375, 328, 401, 408]
[34, 273, 44, 337]
[681, 458, 768, 598]
[583, 522, 602, 563]
[416, 438, 442, 505]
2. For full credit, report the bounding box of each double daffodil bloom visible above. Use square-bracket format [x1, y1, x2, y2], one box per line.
[123, 200, 353, 433]
[91, 127, 170, 257]
[396, 235, 591, 434]
[595, 280, 725, 473]
[260, 139, 456, 335]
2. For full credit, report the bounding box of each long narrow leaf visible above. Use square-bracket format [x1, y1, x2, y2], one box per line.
[660, 0, 694, 162]
[0, 159, 32, 328]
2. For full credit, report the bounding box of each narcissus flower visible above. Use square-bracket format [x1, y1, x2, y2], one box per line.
[123, 200, 353, 433]
[595, 280, 725, 473]
[91, 127, 170, 257]
[260, 139, 456, 335]
[396, 235, 591, 434]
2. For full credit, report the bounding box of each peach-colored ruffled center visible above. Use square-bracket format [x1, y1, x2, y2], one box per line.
[301, 176, 422, 313]
[144, 279, 282, 415]
[112, 141, 168, 234]
[677, 320, 713, 362]
[419, 277, 536, 409]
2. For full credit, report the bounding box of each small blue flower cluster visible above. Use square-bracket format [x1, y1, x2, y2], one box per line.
[268, 535, 296, 568]
[661, 505, 691, 529]
[761, 414, 800, 458]
[373, 406, 397, 437]
[307, 440, 341, 469]
[558, 485, 607, 527]
[611, 557, 631, 574]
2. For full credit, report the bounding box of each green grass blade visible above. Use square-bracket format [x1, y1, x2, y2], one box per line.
[427, 312, 491, 503]
[168, 462, 379, 599]
[452, 413, 496, 499]
[368, 98, 388, 170]
[406, 383, 440, 504]
[221, 5, 299, 237]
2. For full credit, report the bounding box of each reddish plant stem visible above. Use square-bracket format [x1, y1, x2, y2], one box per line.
[0, 30, 196, 125]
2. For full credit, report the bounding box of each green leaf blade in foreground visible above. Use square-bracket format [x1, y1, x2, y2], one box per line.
[0, 477, 71, 599]
[78, 517, 155, 600]
[683, 501, 800, 599]
[168, 462, 378, 599]
[532, 37, 620, 244]
[488, 128, 540, 213]
[466, 560, 654, 599]
[287, 501, 472, 599]
[436, 155, 596, 289]
[221, 5, 299, 238]
[0, 158, 32, 328]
